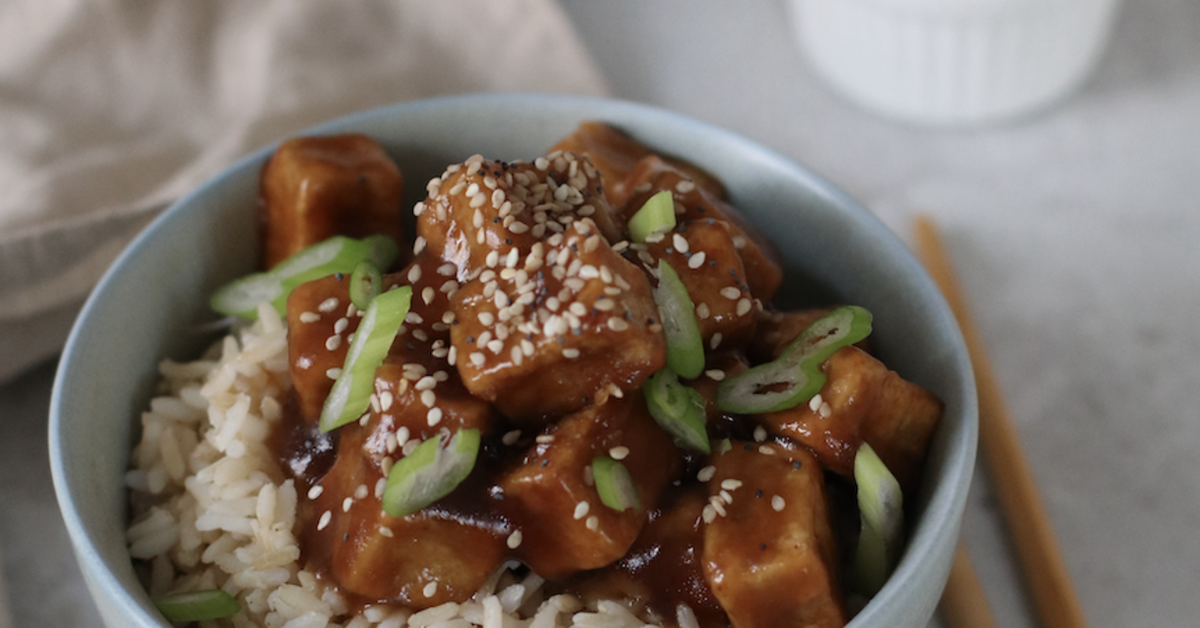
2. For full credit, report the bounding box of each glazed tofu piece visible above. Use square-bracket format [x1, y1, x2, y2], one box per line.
[759, 346, 943, 491]
[359, 354, 494, 462]
[496, 395, 680, 579]
[260, 134, 404, 268]
[563, 487, 727, 627]
[449, 220, 665, 423]
[703, 442, 847, 628]
[298, 424, 505, 608]
[286, 275, 361, 423]
[619, 156, 783, 302]
[634, 218, 760, 349]
[416, 152, 622, 280]
[549, 121, 728, 208]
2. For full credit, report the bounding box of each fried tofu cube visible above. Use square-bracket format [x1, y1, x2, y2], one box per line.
[287, 275, 360, 423]
[299, 425, 504, 608]
[360, 355, 494, 461]
[416, 152, 621, 280]
[549, 121, 729, 208]
[564, 487, 727, 626]
[618, 155, 783, 301]
[449, 221, 665, 423]
[759, 346, 943, 490]
[496, 395, 680, 578]
[260, 134, 404, 269]
[637, 219, 760, 349]
[703, 442, 847, 628]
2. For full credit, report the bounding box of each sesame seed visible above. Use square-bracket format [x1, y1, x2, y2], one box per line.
[325, 367, 342, 380]
[721, 478, 743, 491]
[422, 286, 436, 305]
[427, 407, 443, 426]
[676, 180, 696, 194]
[408, 265, 422, 283]
[487, 339, 504, 354]
[299, 311, 320, 324]
[586, 516, 600, 531]
[702, 504, 717, 523]
[318, 298, 339, 313]
[414, 236, 427, 254]
[736, 298, 753, 316]
[609, 446, 630, 460]
[719, 489, 733, 504]
[710, 332, 724, 350]
[705, 369, 726, 381]
[502, 430, 521, 446]
[380, 391, 394, 411]
[307, 485, 324, 500]
[720, 286, 741, 300]
[465, 182, 480, 197]
[421, 390, 436, 408]
[325, 335, 342, 351]
[415, 376, 437, 391]
[709, 497, 727, 517]
[423, 582, 438, 598]
[379, 526, 394, 538]
[697, 465, 717, 482]
[536, 434, 555, 444]
[470, 352, 486, 366]
[607, 317, 630, 332]
[574, 501, 590, 520]
[507, 530, 523, 549]
[695, 303, 711, 319]
[673, 233, 689, 253]
[343, 497, 353, 512]
[772, 495, 786, 511]
[820, 402, 833, 418]
[562, 348, 581, 359]
[437, 263, 456, 277]
[759, 445, 776, 455]
[688, 251, 707, 269]
[809, 394, 824, 412]
[317, 510, 332, 531]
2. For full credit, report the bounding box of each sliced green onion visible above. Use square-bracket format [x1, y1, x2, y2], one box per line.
[210, 234, 399, 319]
[592, 455, 641, 511]
[349, 259, 382, 311]
[715, 305, 872, 414]
[653, 259, 704, 379]
[318, 285, 412, 432]
[628, 190, 676, 243]
[643, 368, 710, 454]
[382, 428, 481, 518]
[853, 443, 904, 596]
[153, 589, 240, 622]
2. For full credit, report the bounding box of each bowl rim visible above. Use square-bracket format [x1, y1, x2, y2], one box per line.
[49, 92, 977, 627]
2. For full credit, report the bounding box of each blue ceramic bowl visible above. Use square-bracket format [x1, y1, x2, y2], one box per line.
[50, 94, 976, 628]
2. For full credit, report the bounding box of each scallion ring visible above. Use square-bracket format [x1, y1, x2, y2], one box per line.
[653, 259, 705, 379]
[715, 305, 872, 414]
[643, 367, 710, 454]
[382, 428, 481, 518]
[318, 285, 412, 432]
[592, 455, 641, 511]
[153, 589, 240, 622]
[628, 190, 676, 243]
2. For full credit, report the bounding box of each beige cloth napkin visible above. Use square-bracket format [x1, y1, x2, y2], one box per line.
[0, 0, 608, 382]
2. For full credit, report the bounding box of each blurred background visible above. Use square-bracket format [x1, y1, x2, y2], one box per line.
[2, 1, 1198, 626]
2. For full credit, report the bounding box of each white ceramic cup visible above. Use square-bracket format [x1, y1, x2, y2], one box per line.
[788, 0, 1122, 126]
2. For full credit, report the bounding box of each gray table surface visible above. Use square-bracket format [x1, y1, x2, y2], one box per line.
[4, 1, 1198, 626]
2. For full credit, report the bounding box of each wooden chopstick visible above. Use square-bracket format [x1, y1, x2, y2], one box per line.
[913, 216, 1089, 628]
[940, 543, 999, 628]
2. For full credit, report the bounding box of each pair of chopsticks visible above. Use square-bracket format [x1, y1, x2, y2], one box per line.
[913, 217, 1089, 628]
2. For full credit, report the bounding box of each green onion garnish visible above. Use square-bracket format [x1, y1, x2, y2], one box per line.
[318, 285, 412, 432]
[210, 234, 399, 319]
[653, 259, 705, 379]
[853, 443, 904, 596]
[349, 259, 382, 311]
[152, 589, 240, 622]
[592, 455, 641, 511]
[628, 190, 676, 243]
[715, 305, 872, 414]
[382, 428, 481, 518]
[642, 367, 710, 454]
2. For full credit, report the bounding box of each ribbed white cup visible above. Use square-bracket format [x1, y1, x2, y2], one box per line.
[788, 0, 1121, 125]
